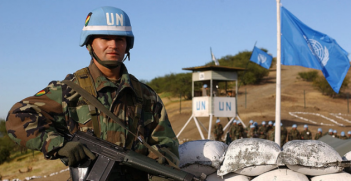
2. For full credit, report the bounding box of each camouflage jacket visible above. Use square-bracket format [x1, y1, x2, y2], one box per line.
[314, 132, 323, 140]
[339, 136, 348, 140]
[6, 63, 179, 165]
[257, 126, 267, 139]
[300, 129, 312, 140]
[247, 128, 257, 138]
[213, 124, 224, 136]
[288, 129, 300, 141]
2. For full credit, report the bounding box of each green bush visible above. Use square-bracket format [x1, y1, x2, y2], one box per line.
[298, 70, 319, 82]
[313, 76, 350, 97]
[0, 147, 10, 164]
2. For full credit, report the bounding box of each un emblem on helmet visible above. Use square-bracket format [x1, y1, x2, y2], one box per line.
[304, 36, 329, 67]
[258, 54, 267, 64]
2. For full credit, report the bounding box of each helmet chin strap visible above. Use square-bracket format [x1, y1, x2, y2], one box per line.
[87, 44, 130, 69]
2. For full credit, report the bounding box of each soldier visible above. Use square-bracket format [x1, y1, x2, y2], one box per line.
[213, 118, 224, 141]
[327, 129, 334, 136]
[339, 131, 348, 140]
[332, 130, 339, 138]
[245, 120, 254, 136]
[300, 124, 312, 140]
[229, 120, 238, 141]
[258, 121, 267, 139]
[267, 123, 275, 141]
[348, 131, 351, 139]
[280, 123, 288, 146]
[247, 125, 257, 138]
[288, 124, 300, 141]
[314, 128, 323, 140]
[236, 121, 244, 139]
[5, 6, 179, 181]
[266, 121, 274, 133]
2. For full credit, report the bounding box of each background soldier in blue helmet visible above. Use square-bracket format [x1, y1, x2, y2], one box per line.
[247, 124, 257, 138]
[300, 124, 312, 140]
[6, 6, 179, 181]
[213, 118, 224, 141]
[258, 121, 267, 139]
[245, 120, 254, 137]
[280, 123, 288, 146]
[314, 128, 323, 140]
[327, 128, 334, 136]
[339, 131, 348, 140]
[333, 130, 339, 138]
[288, 124, 300, 141]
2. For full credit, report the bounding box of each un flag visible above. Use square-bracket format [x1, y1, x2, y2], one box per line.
[281, 7, 350, 93]
[250, 46, 273, 69]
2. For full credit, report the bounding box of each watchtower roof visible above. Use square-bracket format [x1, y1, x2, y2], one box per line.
[182, 65, 245, 72]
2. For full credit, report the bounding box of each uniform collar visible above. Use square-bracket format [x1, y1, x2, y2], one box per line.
[88, 62, 135, 93]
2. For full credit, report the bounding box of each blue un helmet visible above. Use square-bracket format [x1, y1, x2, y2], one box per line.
[268, 121, 273, 125]
[273, 123, 276, 126]
[329, 129, 333, 133]
[80, 6, 134, 68]
[333, 130, 337, 134]
[341, 131, 345, 136]
[249, 120, 254, 124]
[318, 128, 322, 132]
[262, 121, 266, 125]
[233, 120, 237, 124]
[304, 124, 308, 128]
[216, 119, 220, 123]
[292, 124, 297, 128]
[250, 125, 255, 129]
[203, 84, 208, 88]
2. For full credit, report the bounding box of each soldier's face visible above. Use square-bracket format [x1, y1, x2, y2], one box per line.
[91, 35, 127, 62]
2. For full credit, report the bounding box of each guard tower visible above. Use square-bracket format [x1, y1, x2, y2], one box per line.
[177, 65, 245, 140]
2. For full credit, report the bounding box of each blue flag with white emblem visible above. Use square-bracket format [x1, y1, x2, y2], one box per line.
[281, 6, 350, 93]
[250, 46, 273, 69]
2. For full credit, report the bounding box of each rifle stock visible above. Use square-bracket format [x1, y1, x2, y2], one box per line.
[68, 131, 203, 181]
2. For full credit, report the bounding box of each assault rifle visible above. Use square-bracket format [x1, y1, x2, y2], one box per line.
[63, 131, 205, 181]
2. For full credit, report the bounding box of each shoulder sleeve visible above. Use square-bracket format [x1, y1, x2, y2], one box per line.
[5, 74, 75, 159]
[140, 83, 180, 165]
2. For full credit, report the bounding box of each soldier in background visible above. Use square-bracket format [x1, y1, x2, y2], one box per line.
[300, 124, 312, 140]
[314, 128, 323, 140]
[339, 131, 348, 140]
[327, 129, 334, 136]
[280, 123, 288, 146]
[236, 121, 244, 139]
[213, 118, 224, 141]
[267, 121, 274, 133]
[267, 123, 275, 141]
[288, 124, 300, 141]
[229, 120, 238, 141]
[245, 120, 254, 137]
[347, 131, 351, 139]
[258, 121, 267, 139]
[247, 125, 257, 138]
[332, 130, 339, 138]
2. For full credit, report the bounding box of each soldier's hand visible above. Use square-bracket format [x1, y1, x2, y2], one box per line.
[58, 142, 96, 166]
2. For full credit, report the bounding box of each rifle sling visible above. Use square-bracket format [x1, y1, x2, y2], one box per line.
[62, 80, 178, 169]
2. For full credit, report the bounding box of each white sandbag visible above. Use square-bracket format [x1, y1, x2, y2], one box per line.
[343, 151, 351, 160]
[252, 169, 309, 181]
[279, 140, 343, 176]
[206, 172, 250, 181]
[311, 172, 351, 181]
[234, 165, 277, 176]
[217, 138, 281, 176]
[179, 140, 228, 177]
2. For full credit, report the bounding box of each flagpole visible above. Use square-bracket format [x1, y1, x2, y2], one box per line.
[275, 0, 281, 146]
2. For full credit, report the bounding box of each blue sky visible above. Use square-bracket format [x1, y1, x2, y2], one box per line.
[1, 0, 351, 119]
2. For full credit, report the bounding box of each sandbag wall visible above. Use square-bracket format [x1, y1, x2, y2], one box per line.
[178, 139, 351, 181]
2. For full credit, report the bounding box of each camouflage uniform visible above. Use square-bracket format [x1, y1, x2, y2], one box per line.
[314, 132, 323, 140]
[339, 135, 348, 140]
[257, 126, 267, 139]
[213, 123, 224, 141]
[332, 134, 339, 138]
[6, 63, 179, 180]
[267, 129, 275, 141]
[300, 129, 312, 140]
[288, 129, 300, 141]
[229, 123, 238, 141]
[247, 128, 257, 138]
[280, 126, 288, 146]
